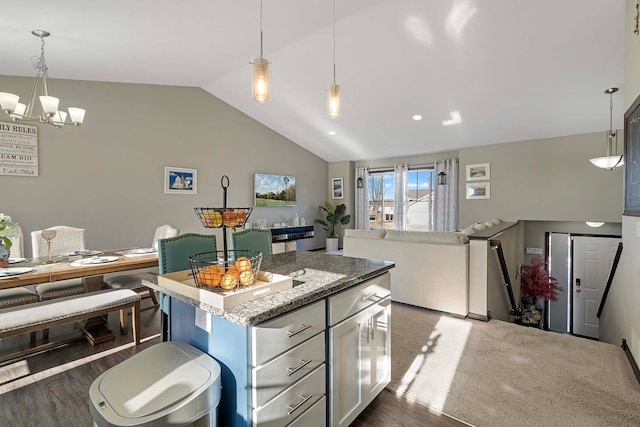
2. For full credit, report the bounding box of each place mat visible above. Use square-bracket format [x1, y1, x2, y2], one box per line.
[0, 267, 34, 278]
[70, 256, 120, 267]
[116, 248, 159, 258]
[65, 250, 103, 257]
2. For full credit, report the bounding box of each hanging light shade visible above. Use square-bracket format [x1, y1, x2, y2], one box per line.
[590, 88, 623, 170]
[0, 30, 86, 127]
[251, 0, 270, 103]
[327, 0, 341, 117]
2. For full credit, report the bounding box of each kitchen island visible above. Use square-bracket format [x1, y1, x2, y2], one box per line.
[144, 251, 394, 426]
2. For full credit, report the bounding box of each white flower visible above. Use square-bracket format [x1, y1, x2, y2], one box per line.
[0, 214, 22, 243]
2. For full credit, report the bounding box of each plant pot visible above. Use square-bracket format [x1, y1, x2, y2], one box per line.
[325, 237, 339, 253]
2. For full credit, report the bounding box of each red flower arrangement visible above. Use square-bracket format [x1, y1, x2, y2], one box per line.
[520, 256, 562, 304]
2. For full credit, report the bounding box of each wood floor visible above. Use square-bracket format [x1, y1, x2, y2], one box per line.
[0, 306, 464, 427]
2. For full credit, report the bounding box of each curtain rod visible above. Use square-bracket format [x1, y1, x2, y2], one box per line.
[366, 162, 436, 173]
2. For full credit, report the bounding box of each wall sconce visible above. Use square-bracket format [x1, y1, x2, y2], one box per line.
[437, 171, 447, 185]
[357, 177, 363, 188]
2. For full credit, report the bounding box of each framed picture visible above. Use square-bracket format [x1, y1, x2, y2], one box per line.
[332, 177, 344, 199]
[254, 173, 296, 206]
[164, 166, 197, 194]
[466, 182, 490, 199]
[624, 92, 640, 216]
[466, 163, 491, 181]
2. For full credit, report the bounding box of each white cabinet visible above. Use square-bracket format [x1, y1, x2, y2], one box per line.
[251, 300, 326, 426]
[328, 273, 391, 427]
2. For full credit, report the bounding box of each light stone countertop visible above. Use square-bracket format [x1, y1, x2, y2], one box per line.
[142, 251, 394, 326]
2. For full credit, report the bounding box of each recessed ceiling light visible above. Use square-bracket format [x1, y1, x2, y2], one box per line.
[412, 114, 423, 121]
[328, 131, 336, 136]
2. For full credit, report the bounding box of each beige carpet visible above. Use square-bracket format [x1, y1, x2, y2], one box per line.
[388, 303, 640, 427]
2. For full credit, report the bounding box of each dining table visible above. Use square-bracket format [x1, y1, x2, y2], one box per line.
[0, 249, 159, 344]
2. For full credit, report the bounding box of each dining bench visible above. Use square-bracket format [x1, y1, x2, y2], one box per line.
[0, 288, 141, 363]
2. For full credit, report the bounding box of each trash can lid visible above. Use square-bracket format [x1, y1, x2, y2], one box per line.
[95, 341, 221, 419]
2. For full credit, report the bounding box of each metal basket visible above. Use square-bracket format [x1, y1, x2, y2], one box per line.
[194, 207, 253, 229]
[189, 250, 262, 291]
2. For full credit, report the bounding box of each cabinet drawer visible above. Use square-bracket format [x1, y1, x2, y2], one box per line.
[252, 299, 326, 366]
[252, 332, 325, 407]
[288, 395, 326, 427]
[328, 273, 390, 326]
[253, 364, 325, 427]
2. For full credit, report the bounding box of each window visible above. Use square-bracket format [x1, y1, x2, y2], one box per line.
[368, 167, 435, 230]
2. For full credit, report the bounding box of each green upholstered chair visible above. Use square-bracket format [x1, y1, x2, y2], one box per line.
[231, 229, 273, 256]
[158, 233, 216, 341]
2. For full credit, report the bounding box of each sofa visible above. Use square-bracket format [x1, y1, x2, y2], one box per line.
[343, 219, 519, 320]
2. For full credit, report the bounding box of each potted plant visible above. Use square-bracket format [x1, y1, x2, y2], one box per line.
[314, 202, 351, 252]
[519, 256, 562, 327]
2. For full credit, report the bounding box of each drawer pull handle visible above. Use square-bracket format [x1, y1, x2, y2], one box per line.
[362, 292, 381, 302]
[287, 359, 312, 376]
[287, 394, 313, 415]
[287, 324, 312, 337]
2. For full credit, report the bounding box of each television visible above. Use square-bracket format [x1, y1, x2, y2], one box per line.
[254, 173, 296, 206]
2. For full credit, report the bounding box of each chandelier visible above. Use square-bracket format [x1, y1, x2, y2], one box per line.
[589, 88, 622, 170]
[0, 30, 85, 128]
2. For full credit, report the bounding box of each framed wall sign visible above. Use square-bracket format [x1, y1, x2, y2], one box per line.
[466, 163, 490, 181]
[624, 92, 640, 216]
[164, 166, 197, 194]
[466, 182, 490, 199]
[332, 177, 344, 199]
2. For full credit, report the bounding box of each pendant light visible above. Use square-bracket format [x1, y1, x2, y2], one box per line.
[327, 0, 340, 117]
[589, 88, 623, 170]
[251, 0, 270, 103]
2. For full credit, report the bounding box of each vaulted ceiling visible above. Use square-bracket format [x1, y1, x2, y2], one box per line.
[0, 0, 625, 162]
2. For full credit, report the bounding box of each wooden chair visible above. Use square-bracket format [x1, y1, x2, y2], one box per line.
[158, 233, 217, 341]
[32, 226, 87, 301]
[104, 224, 179, 312]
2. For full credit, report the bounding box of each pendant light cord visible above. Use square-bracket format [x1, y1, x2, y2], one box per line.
[260, 0, 264, 59]
[332, 0, 336, 84]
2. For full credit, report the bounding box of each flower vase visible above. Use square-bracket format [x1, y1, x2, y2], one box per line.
[0, 241, 10, 263]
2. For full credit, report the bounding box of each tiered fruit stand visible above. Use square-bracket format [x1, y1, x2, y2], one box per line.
[192, 175, 257, 290]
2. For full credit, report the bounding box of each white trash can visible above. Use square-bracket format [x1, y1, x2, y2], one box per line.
[89, 341, 222, 427]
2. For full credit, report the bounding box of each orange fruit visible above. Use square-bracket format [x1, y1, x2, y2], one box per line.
[197, 266, 220, 287]
[235, 256, 252, 272]
[239, 270, 255, 286]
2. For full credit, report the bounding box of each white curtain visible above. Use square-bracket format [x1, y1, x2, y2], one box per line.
[394, 163, 408, 230]
[355, 167, 370, 229]
[434, 158, 459, 231]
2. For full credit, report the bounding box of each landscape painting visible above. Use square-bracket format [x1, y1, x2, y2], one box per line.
[254, 173, 296, 206]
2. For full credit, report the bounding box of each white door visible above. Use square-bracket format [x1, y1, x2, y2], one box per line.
[572, 236, 620, 338]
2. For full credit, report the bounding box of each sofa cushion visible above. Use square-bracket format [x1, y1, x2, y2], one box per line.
[472, 223, 488, 231]
[384, 230, 469, 245]
[488, 218, 502, 226]
[344, 229, 387, 239]
[459, 226, 476, 236]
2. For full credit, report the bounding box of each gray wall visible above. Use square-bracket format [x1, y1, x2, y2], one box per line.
[599, 0, 640, 363]
[459, 132, 623, 227]
[0, 75, 328, 256]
